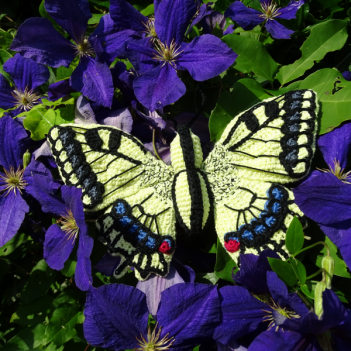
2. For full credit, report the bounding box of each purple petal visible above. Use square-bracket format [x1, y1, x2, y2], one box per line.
[131, 100, 167, 129]
[178, 34, 237, 81]
[0, 191, 29, 247]
[3, 53, 49, 91]
[223, 24, 235, 35]
[144, 142, 171, 165]
[61, 185, 85, 231]
[110, 0, 147, 32]
[224, 2, 262, 31]
[94, 253, 121, 276]
[155, 0, 197, 45]
[213, 286, 267, 344]
[133, 64, 186, 111]
[317, 122, 351, 169]
[266, 271, 289, 307]
[186, 4, 212, 35]
[45, 0, 91, 43]
[70, 56, 114, 108]
[0, 115, 29, 170]
[342, 71, 351, 81]
[83, 284, 148, 350]
[287, 293, 309, 318]
[33, 141, 53, 159]
[92, 14, 138, 65]
[136, 264, 184, 316]
[276, 0, 304, 20]
[0, 73, 15, 110]
[217, 340, 247, 351]
[75, 231, 94, 291]
[248, 330, 310, 351]
[158, 283, 220, 349]
[44, 224, 75, 270]
[293, 171, 351, 226]
[48, 79, 75, 101]
[98, 107, 133, 133]
[75, 95, 98, 124]
[127, 40, 157, 59]
[234, 249, 279, 295]
[265, 19, 294, 39]
[320, 222, 351, 270]
[10, 18, 76, 68]
[24, 159, 65, 215]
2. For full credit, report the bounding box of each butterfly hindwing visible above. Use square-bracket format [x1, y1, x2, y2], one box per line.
[203, 89, 318, 261]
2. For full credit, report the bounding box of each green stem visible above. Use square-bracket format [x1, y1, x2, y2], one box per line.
[152, 129, 162, 162]
[291, 241, 330, 258]
[306, 268, 323, 281]
[295, 289, 313, 310]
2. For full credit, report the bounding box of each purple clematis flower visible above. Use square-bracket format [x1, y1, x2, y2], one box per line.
[214, 270, 308, 347]
[225, 0, 304, 39]
[0, 116, 60, 247]
[342, 70, 351, 81]
[0, 54, 49, 116]
[124, 0, 237, 111]
[84, 282, 220, 351]
[37, 185, 93, 291]
[293, 122, 351, 269]
[248, 289, 351, 351]
[10, 0, 115, 107]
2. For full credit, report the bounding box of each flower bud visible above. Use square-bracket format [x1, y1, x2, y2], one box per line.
[322, 256, 334, 289]
[314, 281, 327, 319]
[23, 150, 31, 169]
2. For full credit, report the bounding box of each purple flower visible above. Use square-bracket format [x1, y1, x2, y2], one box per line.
[125, 0, 237, 111]
[40, 185, 93, 291]
[0, 116, 59, 247]
[293, 122, 351, 269]
[342, 71, 351, 81]
[0, 54, 49, 116]
[84, 282, 220, 351]
[214, 271, 308, 346]
[10, 0, 115, 107]
[248, 289, 351, 351]
[225, 0, 304, 39]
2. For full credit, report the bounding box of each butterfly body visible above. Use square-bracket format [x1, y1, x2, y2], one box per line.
[48, 89, 318, 280]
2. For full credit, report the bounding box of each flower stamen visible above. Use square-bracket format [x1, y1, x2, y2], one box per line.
[0, 166, 28, 196]
[317, 159, 351, 184]
[259, 1, 282, 20]
[143, 18, 157, 40]
[135, 322, 175, 351]
[153, 39, 183, 68]
[73, 34, 95, 59]
[11, 86, 40, 112]
[262, 298, 300, 332]
[57, 209, 79, 243]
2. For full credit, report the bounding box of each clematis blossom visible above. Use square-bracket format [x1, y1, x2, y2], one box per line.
[84, 282, 220, 351]
[0, 116, 60, 247]
[225, 0, 304, 39]
[294, 122, 351, 269]
[122, 0, 237, 111]
[10, 0, 116, 107]
[0, 54, 49, 116]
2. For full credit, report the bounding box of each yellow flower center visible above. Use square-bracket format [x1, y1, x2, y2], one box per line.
[153, 39, 183, 68]
[135, 323, 175, 351]
[317, 159, 351, 184]
[0, 166, 27, 196]
[58, 209, 79, 242]
[143, 18, 157, 39]
[73, 35, 95, 59]
[12, 86, 40, 112]
[259, 1, 281, 20]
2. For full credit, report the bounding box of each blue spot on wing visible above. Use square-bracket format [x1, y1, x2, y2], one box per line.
[115, 202, 126, 214]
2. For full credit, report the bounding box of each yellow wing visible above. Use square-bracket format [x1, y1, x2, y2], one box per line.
[203, 89, 318, 261]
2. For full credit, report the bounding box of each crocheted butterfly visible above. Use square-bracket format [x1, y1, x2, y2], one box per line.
[47, 89, 318, 281]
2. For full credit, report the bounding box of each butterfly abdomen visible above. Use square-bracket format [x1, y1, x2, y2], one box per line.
[170, 125, 211, 235]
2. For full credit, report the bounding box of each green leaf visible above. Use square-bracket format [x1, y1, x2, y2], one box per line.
[61, 259, 77, 278]
[290, 258, 306, 284]
[301, 281, 316, 299]
[56, 66, 73, 81]
[88, 0, 110, 8]
[21, 259, 57, 303]
[268, 258, 298, 287]
[0, 232, 27, 256]
[141, 4, 154, 16]
[315, 236, 351, 279]
[222, 34, 278, 81]
[23, 107, 56, 140]
[87, 13, 104, 25]
[298, 68, 351, 134]
[214, 238, 238, 282]
[276, 20, 348, 86]
[0, 49, 12, 83]
[285, 217, 304, 255]
[209, 78, 270, 141]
